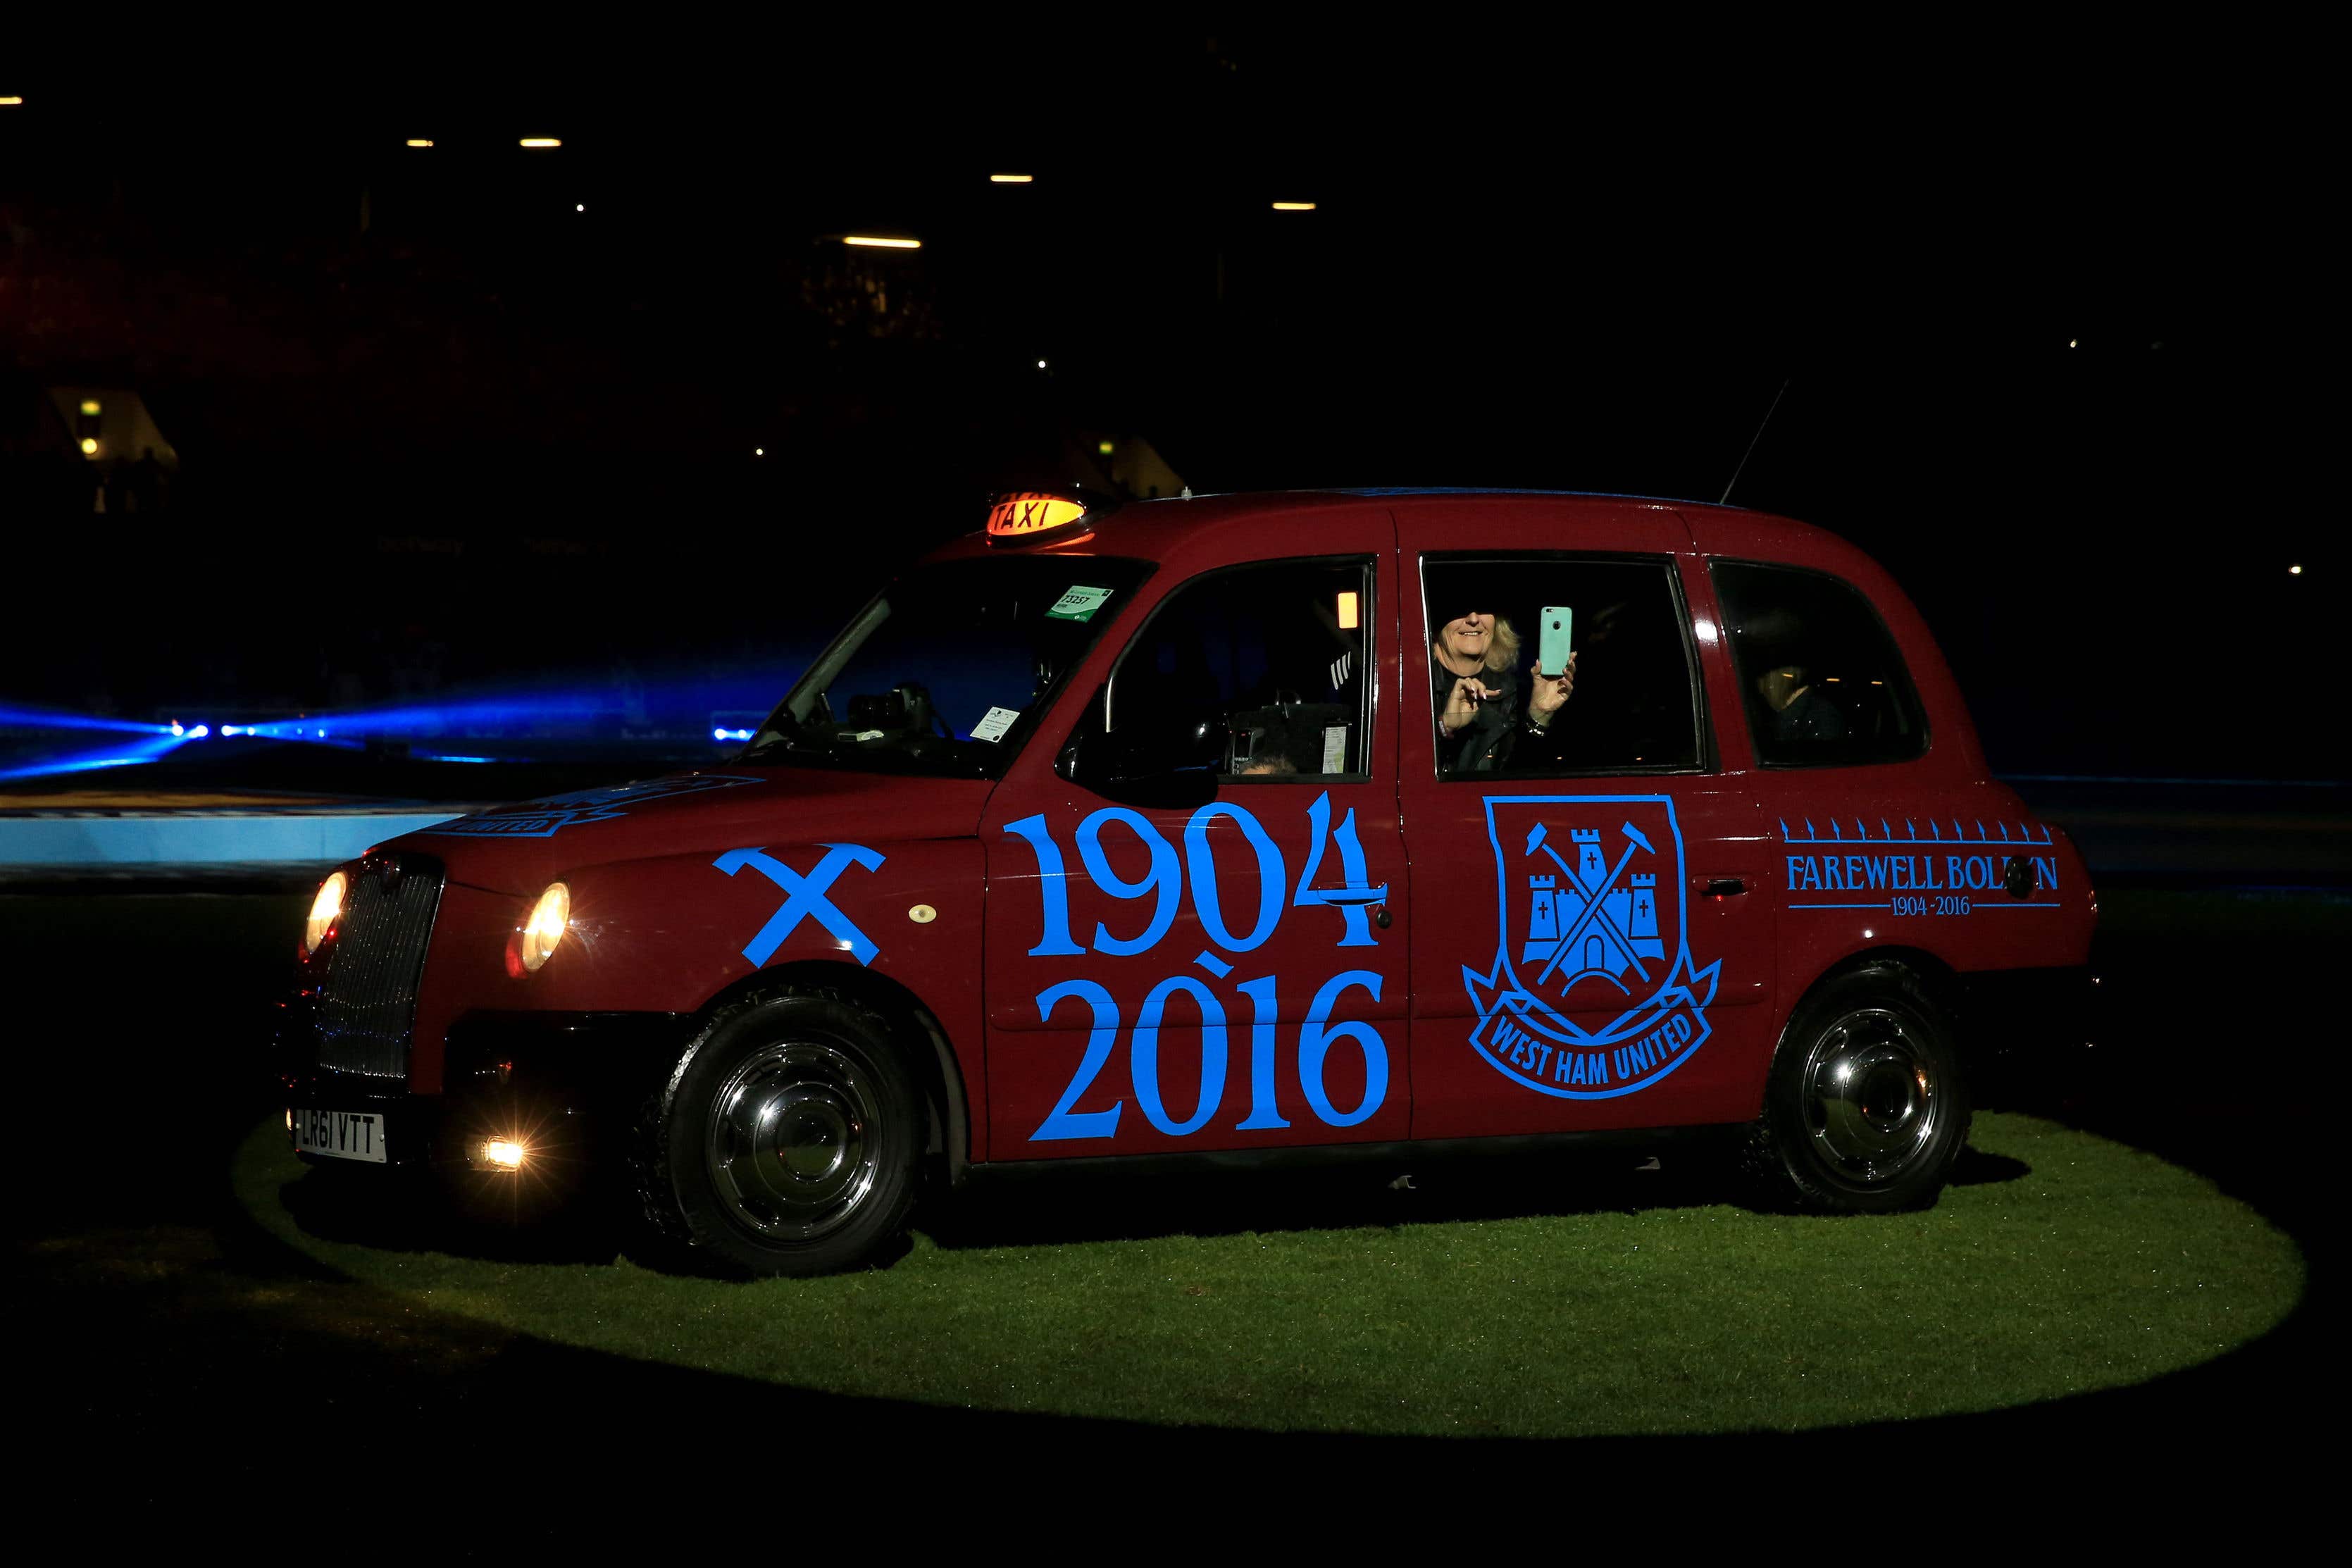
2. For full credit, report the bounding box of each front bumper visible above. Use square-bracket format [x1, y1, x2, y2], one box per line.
[275, 1002, 692, 1175]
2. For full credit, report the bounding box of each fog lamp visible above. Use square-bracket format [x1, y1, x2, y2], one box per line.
[305, 871, 347, 955]
[475, 1139, 528, 1171]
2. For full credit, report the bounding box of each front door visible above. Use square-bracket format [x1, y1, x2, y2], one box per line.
[1395, 509, 1780, 1139]
[981, 537, 1413, 1159]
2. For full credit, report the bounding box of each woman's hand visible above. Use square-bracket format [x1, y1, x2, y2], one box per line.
[1529, 652, 1576, 723]
[1443, 674, 1498, 732]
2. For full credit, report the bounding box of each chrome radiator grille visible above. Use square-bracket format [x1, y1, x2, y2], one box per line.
[315, 860, 444, 1081]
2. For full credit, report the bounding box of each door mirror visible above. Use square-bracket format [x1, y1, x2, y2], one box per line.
[1057, 692, 1221, 809]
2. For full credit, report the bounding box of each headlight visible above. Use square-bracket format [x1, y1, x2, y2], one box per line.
[304, 871, 347, 955]
[519, 881, 571, 973]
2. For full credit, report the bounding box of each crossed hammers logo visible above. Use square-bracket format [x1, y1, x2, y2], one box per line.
[1525, 819, 1656, 989]
[714, 843, 887, 966]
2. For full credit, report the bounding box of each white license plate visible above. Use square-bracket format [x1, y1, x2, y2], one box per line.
[292, 1107, 388, 1164]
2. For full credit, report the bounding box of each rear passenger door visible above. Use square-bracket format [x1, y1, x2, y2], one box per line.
[1703, 560, 2062, 992]
[1395, 507, 1780, 1138]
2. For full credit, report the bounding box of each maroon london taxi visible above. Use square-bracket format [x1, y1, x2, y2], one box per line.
[278, 490, 2096, 1276]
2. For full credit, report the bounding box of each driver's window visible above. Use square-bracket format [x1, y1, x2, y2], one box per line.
[1110, 559, 1374, 780]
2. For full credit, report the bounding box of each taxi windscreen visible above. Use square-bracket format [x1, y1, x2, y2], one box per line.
[744, 556, 1153, 778]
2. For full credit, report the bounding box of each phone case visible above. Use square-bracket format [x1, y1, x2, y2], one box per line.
[1538, 606, 1573, 675]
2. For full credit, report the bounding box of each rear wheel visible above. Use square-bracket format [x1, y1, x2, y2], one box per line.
[1746, 964, 1969, 1213]
[639, 992, 922, 1276]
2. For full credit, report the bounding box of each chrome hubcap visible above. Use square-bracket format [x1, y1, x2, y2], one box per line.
[704, 1041, 882, 1241]
[1799, 1007, 1939, 1184]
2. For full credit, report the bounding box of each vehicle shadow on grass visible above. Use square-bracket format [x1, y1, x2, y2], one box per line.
[921, 1140, 2031, 1253]
[268, 1129, 2034, 1268]
[275, 1162, 633, 1267]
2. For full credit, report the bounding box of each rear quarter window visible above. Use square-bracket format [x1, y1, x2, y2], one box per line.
[1711, 560, 1928, 767]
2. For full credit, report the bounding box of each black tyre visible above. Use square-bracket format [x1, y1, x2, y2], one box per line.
[638, 991, 923, 1277]
[1744, 963, 1970, 1213]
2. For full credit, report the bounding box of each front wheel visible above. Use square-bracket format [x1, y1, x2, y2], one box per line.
[639, 992, 923, 1276]
[1745, 964, 1970, 1213]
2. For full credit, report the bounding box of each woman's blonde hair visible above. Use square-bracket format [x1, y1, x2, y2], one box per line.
[1486, 616, 1521, 673]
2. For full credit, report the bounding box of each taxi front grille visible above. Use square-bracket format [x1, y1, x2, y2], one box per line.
[315, 860, 444, 1081]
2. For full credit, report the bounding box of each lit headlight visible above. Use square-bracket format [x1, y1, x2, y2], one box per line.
[304, 871, 347, 955]
[519, 882, 571, 973]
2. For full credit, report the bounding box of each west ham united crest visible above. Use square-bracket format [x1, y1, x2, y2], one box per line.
[1463, 795, 1722, 1100]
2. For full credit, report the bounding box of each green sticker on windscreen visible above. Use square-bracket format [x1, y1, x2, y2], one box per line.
[1045, 585, 1114, 622]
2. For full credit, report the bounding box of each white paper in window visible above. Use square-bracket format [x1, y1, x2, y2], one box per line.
[1321, 725, 1348, 775]
[971, 705, 1021, 742]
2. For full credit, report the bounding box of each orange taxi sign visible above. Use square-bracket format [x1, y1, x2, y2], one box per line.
[985, 492, 1090, 545]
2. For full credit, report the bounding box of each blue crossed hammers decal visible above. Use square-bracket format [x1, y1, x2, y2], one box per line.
[713, 843, 888, 966]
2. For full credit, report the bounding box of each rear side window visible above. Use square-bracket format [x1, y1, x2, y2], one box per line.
[1419, 555, 1703, 776]
[1711, 561, 1927, 767]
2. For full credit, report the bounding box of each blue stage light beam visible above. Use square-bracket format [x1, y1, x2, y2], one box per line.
[0, 732, 195, 782]
[235, 694, 612, 741]
[0, 706, 177, 736]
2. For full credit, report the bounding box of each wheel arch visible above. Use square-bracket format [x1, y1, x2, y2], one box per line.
[692, 961, 971, 1186]
[1770, 944, 1963, 1076]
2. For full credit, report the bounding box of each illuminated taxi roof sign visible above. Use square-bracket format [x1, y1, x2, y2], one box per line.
[985, 491, 1093, 547]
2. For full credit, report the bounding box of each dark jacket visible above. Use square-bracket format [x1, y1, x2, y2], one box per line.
[1433, 662, 1562, 773]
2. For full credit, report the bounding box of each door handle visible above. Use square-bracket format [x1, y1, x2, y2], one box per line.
[1698, 877, 1747, 897]
[1308, 886, 1389, 905]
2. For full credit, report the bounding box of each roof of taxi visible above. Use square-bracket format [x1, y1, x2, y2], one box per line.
[938, 486, 1843, 565]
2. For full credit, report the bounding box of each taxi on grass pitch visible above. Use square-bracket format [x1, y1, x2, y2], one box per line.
[278, 487, 2095, 1275]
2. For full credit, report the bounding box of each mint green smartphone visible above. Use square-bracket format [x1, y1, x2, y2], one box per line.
[1538, 606, 1573, 675]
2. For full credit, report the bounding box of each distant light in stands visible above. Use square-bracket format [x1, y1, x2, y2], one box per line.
[1271, 201, 1317, 211]
[575, 203, 585, 211]
[1036, 359, 1047, 369]
[406, 138, 433, 148]
[80, 437, 98, 455]
[754, 447, 764, 456]
[521, 137, 561, 149]
[2289, 564, 2303, 575]
[1097, 440, 1114, 455]
[80, 399, 101, 416]
[990, 173, 1033, 183]
[843, 235, 920, 249]
[0, 97, 23, 107]
[2068, 338, 2079, 348]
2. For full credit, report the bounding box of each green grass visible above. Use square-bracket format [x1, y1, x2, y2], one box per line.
[233, 1113, 2301, 1437]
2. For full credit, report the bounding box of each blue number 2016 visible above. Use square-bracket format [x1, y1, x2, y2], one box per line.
[1028, 969, 1387, 1142]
